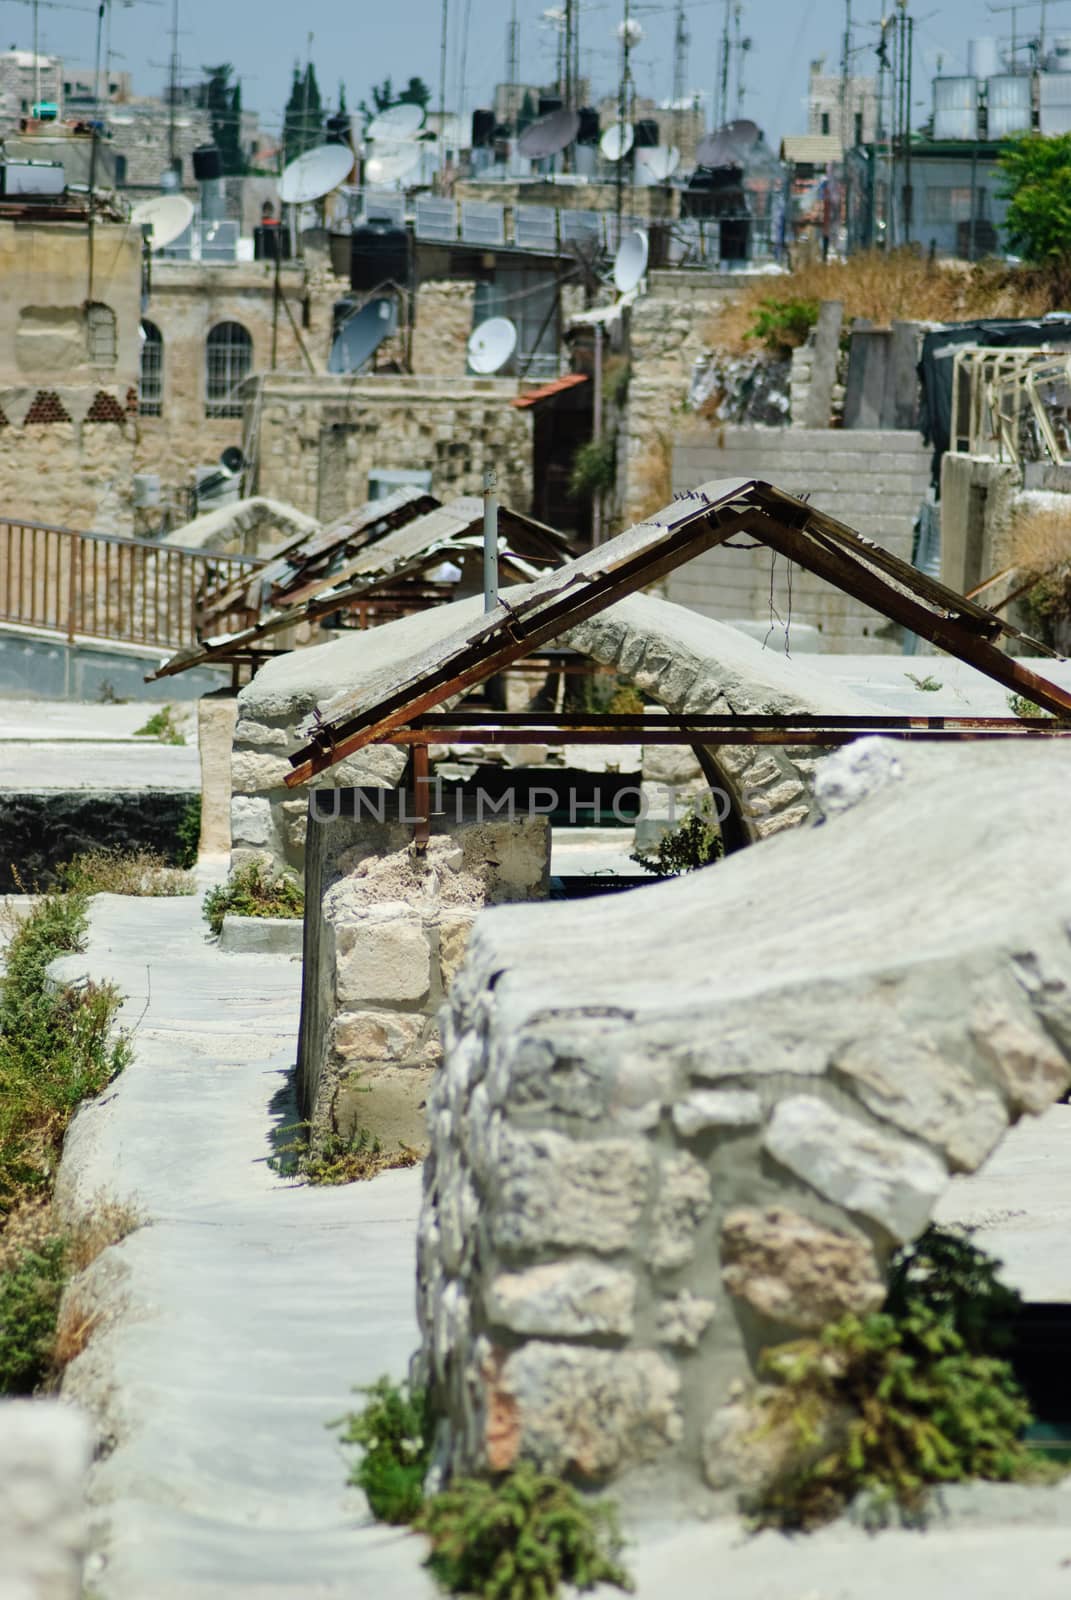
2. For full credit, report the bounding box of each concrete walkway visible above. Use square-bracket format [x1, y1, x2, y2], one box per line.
[0, 698, 199, 791]
[50, 890, 1071, 1599]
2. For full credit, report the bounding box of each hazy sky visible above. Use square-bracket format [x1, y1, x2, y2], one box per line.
[7, 0, 1041, 145]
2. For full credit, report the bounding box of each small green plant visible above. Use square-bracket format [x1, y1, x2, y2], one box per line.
[905, 672, 942, 692]
[335, 1375, 433, 1524]
[747, 296, 820, 357]
[631, 809, 724, 877]
[175, 796, 202, 869]
[1007, 691, 1052, 719]
[58, 849, 195, 898]
[203, 861, 304, 937]
[885, 1225, 1022, 1354]
[569, 436, 616, 501]
[134, 705, 186, 744]
[417, 1465, 634, 1600]
[271, 1123, 418, 1186]
[0, 1234, 67, 1394]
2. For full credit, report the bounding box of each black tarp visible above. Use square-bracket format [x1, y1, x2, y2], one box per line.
[919, 314, 1071, 483]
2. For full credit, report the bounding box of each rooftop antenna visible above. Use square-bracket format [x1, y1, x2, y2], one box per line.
[734, 3, 751, 113]
[615, 1, 638, 240]
[715, 0, 731, 128]
[672, 0, 689, 154]
[437, 0, 450, 185]
[506, 0, 519, 126]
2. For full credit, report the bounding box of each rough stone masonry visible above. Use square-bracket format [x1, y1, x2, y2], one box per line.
[416, 739, 1071, 1506]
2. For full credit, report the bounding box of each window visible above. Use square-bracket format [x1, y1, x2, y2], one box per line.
[923, 185, 987, 225]
[139, 320, 163, 416]
[205, 322, 252, 418]
[86, 302, 117, 367]
[854, 111, 863, 146]
[820, 111, 830, 135]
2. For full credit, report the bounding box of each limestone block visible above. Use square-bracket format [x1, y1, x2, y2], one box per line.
[642, 743, 704, 787]
[703, 1388, 847, 1495]
[281, 797, 308, 853]
[647, 1152, 712, 1272]
[230, 794, 272, 848]
[486, 1260, 636, 1339]
[763, 1095, 947, 1243]
[487, 1343, 682, 1476]
[656, 1291, 716, 1350]
[672, 1089, 762, 1137]
[720, 1205, 884, 1330]
[330, 1009, 428, 1063]
[439, 911, 477, 994]
[232, 717, 291, 750]
[969, 1000, 1071, 1115]
[0, 1399, 93, 1600]
[230, 749, 293, 795]
[833, 1032, 1008, 1172]
[335, 910, 431, 1007]
[491, 1129, 652, 1255]
[196, 694, 237, 856]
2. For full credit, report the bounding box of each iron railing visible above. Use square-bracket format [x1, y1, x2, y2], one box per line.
[0, 515, 263, 651]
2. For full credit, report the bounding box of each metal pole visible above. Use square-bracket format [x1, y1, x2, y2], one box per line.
[438, 0, 450, 184]
[33, 0, 40, 111]
[592, 322, 604, 547]
[483, 465, 499, 611]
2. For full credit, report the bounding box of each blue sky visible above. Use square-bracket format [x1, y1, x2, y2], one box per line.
[7, 0, 1043, 144]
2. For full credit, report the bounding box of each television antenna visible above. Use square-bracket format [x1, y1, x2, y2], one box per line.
[467, 316, 518, 374]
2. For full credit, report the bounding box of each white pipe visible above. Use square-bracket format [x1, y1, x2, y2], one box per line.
[483, 465, 499, 611]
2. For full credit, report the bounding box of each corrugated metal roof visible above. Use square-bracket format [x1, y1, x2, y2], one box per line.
[511, 373, 590, 408]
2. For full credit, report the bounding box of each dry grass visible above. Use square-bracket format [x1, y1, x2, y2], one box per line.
[65, 1194, 142, 1274]
[707, 251, 1064, 357]
[1009, 503, 1071, 578]
[50, 1293, 102, 1372]
[59, 848, 196, 898]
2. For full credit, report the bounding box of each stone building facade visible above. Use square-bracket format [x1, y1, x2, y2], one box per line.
[0, 219, 142, 529]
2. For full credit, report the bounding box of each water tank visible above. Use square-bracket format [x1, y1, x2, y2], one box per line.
[634, 118, 660, 148]
[1039, 71, 1071, 134]
[987, 74, 1032, 136]
[538, 95, 563, 117]
[0, 160, 65, 196]
[471, 108, 495, 147]
[967, 37, 1000, 79]
[350, 221, 409, 293]
[933, 77, 979, 140]
[1044, 35, 1071, 70]
[577, 107, 600, 145]
[192, 144, 223, 181]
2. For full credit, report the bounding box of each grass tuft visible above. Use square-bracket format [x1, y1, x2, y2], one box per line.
[133, 705, 186, 744]
[203, 861, 304, 937]
[59, 849, 195, 898]
[271, 1123, 419, 1186]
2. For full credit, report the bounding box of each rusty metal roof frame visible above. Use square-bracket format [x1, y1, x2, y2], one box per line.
[284, 477, 1071, 788]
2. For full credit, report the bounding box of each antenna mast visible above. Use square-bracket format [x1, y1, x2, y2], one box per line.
[438, 0, 450, 182]
[615, 0, 633, 239]
[167, 0, 179, 175]
[673, 0, 688, 151]
[506, 0, 519, 126]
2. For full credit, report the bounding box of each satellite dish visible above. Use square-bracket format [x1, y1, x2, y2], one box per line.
[613, 229, 648, 293]
[328, 296, 398, 373]
[131, 193, 195, 249]
[517, 106, 581, 159]
[635, 145, 680, 182]
[617, 17, 643, 45]
[364, 141, 422, 184]
[724, 118, 761, 152]
[467, 317, 518, 375]
[366, 102, 425, 142]
[695, 130, 737, 167]
[600, 121, 634, 161]
[279, 142, 354, 204]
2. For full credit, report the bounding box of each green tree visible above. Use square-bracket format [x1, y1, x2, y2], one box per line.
[283, 61, 325, 165]
[201, 63, 246, 176]
[359, 75, 431, 126]
[998, 133, 1071, 262]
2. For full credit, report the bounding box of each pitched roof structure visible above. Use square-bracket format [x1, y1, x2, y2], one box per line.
[152, 494, 575, 682]
[284, 477, 1071, 786]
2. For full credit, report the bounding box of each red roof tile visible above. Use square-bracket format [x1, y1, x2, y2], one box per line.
[510, 372, 590, 408]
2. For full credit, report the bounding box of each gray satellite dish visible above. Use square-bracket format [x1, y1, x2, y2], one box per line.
[467, 317, 518, 375]
[279, 142, 354, 204]
[635, 144, 680, 182]
[613, 228, 648, 293]
[600, 121, 634, 161]
[131, 193, 194, 248]
[366, 102, 425, 142]
[695, 130, 736, 167]
[364, 141, 422, 184]
[517, 106, 580, 159]
[328, 296, 398, 373]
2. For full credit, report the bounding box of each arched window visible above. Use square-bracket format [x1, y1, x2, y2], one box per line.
[139, 319, 163, 416]
[205, 321, 252, 418]
[86, 302, 117, 367]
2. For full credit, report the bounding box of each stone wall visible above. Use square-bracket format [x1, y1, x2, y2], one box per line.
[0, 398, 136, 529]
[0, 1400, 93, 1599]
[671, 428, 933, 652]
[249, 374, 534, 523]
[298, 797, 550, 1152]
[410, 279, 477, 376]
[416, 739, 1071, 1504]
[939, 452, 1023, 599]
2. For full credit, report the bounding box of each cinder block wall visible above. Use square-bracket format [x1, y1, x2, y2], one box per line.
[671, 429, 932, 653]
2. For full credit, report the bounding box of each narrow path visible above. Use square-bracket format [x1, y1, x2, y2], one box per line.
[51, 888, 433, 1600]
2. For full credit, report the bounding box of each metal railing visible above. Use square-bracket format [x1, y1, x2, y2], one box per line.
[0, 516, 263, 651]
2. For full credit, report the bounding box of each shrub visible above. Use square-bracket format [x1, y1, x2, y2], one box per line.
[569, 437, 616, 501]
[271, 1124, 419, 1186]
[133, 705, 186, 744]
[203, 861, 304, 936]
[335, 1375, 432, 1524]
[0, 1234, 67, 1393]
[747, 296, 820, 356]
[885, 1224, 1022, 1354]
[998, 133, 1071, 264]
[176, 797, 202, 869]
[631, 809, 724, 877]
[417, 1465, 633, 1600]
[58, 849, 195, 898]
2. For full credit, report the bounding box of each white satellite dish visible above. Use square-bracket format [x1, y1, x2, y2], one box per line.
[131, 193, 195, 249]
[613, 228, 649, 293]
[468, 317, 518, 375]
[617, 17, 644, 45]
[279, 142, 354, 204]
[635, 145, 680, 183]
[600, 121, 634, 161]
[364, 141, 422, 185]
[366, 102, 425, 142]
